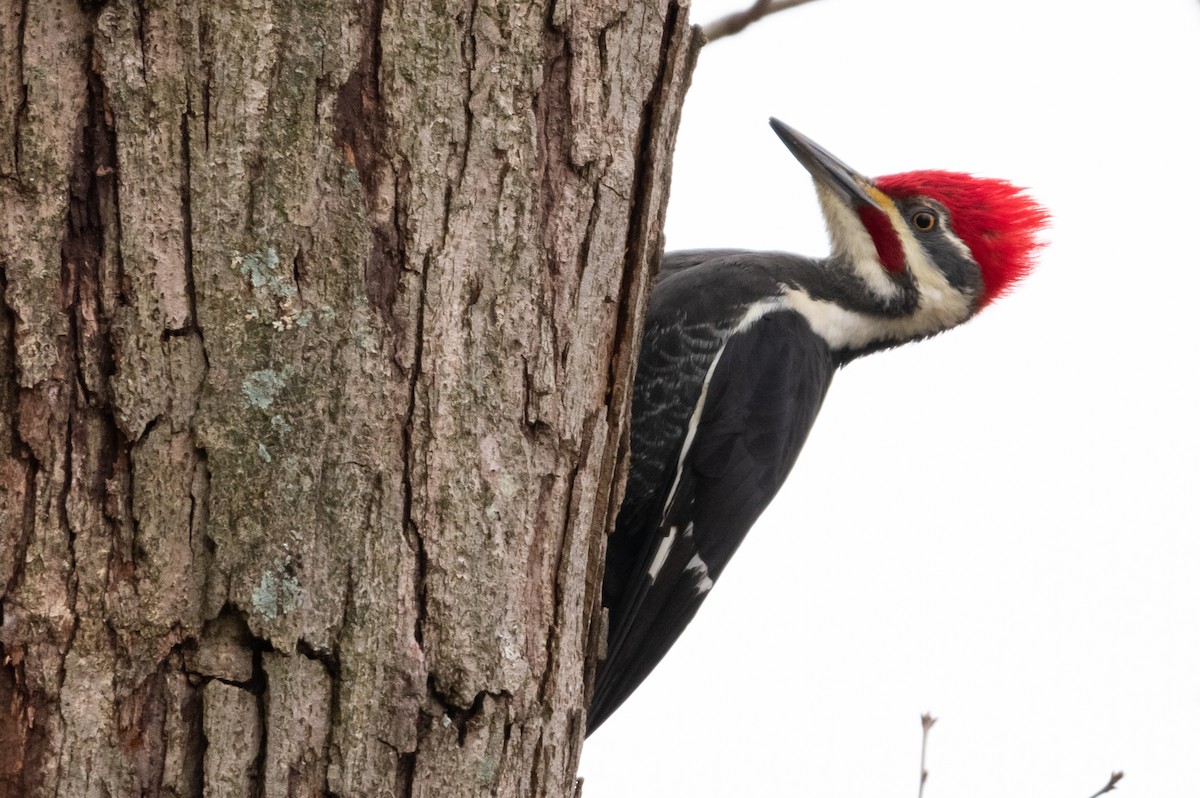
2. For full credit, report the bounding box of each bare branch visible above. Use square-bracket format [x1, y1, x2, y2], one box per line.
[702, 0, 823, 44]
[1084, 771, 1125, 798]
[910, 712, 1119, 798]
[918, 713, 937, 798]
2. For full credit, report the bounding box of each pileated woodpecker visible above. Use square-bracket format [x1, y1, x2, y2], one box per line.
[588, 119, 1048, 734]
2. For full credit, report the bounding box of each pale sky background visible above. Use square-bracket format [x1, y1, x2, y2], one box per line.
[579, 1, 1200, 796]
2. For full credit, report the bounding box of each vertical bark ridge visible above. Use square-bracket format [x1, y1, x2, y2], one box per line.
[0, 0, 696, 794]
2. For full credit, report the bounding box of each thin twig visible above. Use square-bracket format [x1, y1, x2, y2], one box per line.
[1084, 771, 1124, 798]
[702, 0, 823, 44]
[918, 713, 936, 798]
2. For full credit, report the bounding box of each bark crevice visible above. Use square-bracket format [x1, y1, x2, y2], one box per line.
[9, 0, 29, 179]
[0, 0, 698, 793]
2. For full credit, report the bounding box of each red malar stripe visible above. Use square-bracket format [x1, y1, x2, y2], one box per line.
[857, 205, 906, 274]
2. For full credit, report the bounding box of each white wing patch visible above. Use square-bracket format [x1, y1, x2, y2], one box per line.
[648, 525, 678, 582]
[685, 552, 714, 594]
[651, 348, 727, 582]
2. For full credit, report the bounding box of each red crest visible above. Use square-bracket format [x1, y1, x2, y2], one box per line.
[877, 171, 1050, 307]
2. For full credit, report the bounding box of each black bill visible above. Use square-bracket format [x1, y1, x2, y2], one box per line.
[768, 118, 884, 212]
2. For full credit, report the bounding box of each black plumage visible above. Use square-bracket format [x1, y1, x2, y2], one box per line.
[589, 250, 838, 734]
[585, 120, 1047, 735]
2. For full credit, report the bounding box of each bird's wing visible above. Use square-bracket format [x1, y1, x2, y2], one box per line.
[588, 308, 835, 734]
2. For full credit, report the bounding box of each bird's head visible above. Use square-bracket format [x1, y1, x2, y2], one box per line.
[769, 118, 1048, 327]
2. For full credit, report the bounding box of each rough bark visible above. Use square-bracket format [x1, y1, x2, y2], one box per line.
[0, 0, 698, 795]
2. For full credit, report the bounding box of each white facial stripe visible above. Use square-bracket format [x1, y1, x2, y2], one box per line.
[812, 185, 975, 348]
[889, 208, 975, 335]
[815, 184, 902, 301]
[735, 290, 968, 353]
[937, 215, 974, 261]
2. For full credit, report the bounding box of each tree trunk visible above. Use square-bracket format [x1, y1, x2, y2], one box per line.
[0, 0, 697, 794]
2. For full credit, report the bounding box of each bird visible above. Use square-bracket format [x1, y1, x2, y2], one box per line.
[587, 118, 1049, 734]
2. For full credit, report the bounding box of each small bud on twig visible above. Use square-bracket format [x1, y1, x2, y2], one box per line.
[918, 713, 937, 798]
[1084, 771, 1124, 798]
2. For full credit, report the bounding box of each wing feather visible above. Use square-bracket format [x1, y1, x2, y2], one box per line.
[589, 308, 834, 734]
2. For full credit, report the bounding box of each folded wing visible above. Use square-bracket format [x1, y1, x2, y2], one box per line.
[589, 301, 835, 734]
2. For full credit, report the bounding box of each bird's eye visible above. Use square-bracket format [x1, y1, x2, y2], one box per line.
[912, 210, 937, 232]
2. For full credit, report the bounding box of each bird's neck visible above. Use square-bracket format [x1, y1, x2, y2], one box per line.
[774, 253, 975, 359]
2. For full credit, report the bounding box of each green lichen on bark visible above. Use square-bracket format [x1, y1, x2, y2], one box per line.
[0, 0, 698, 794]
